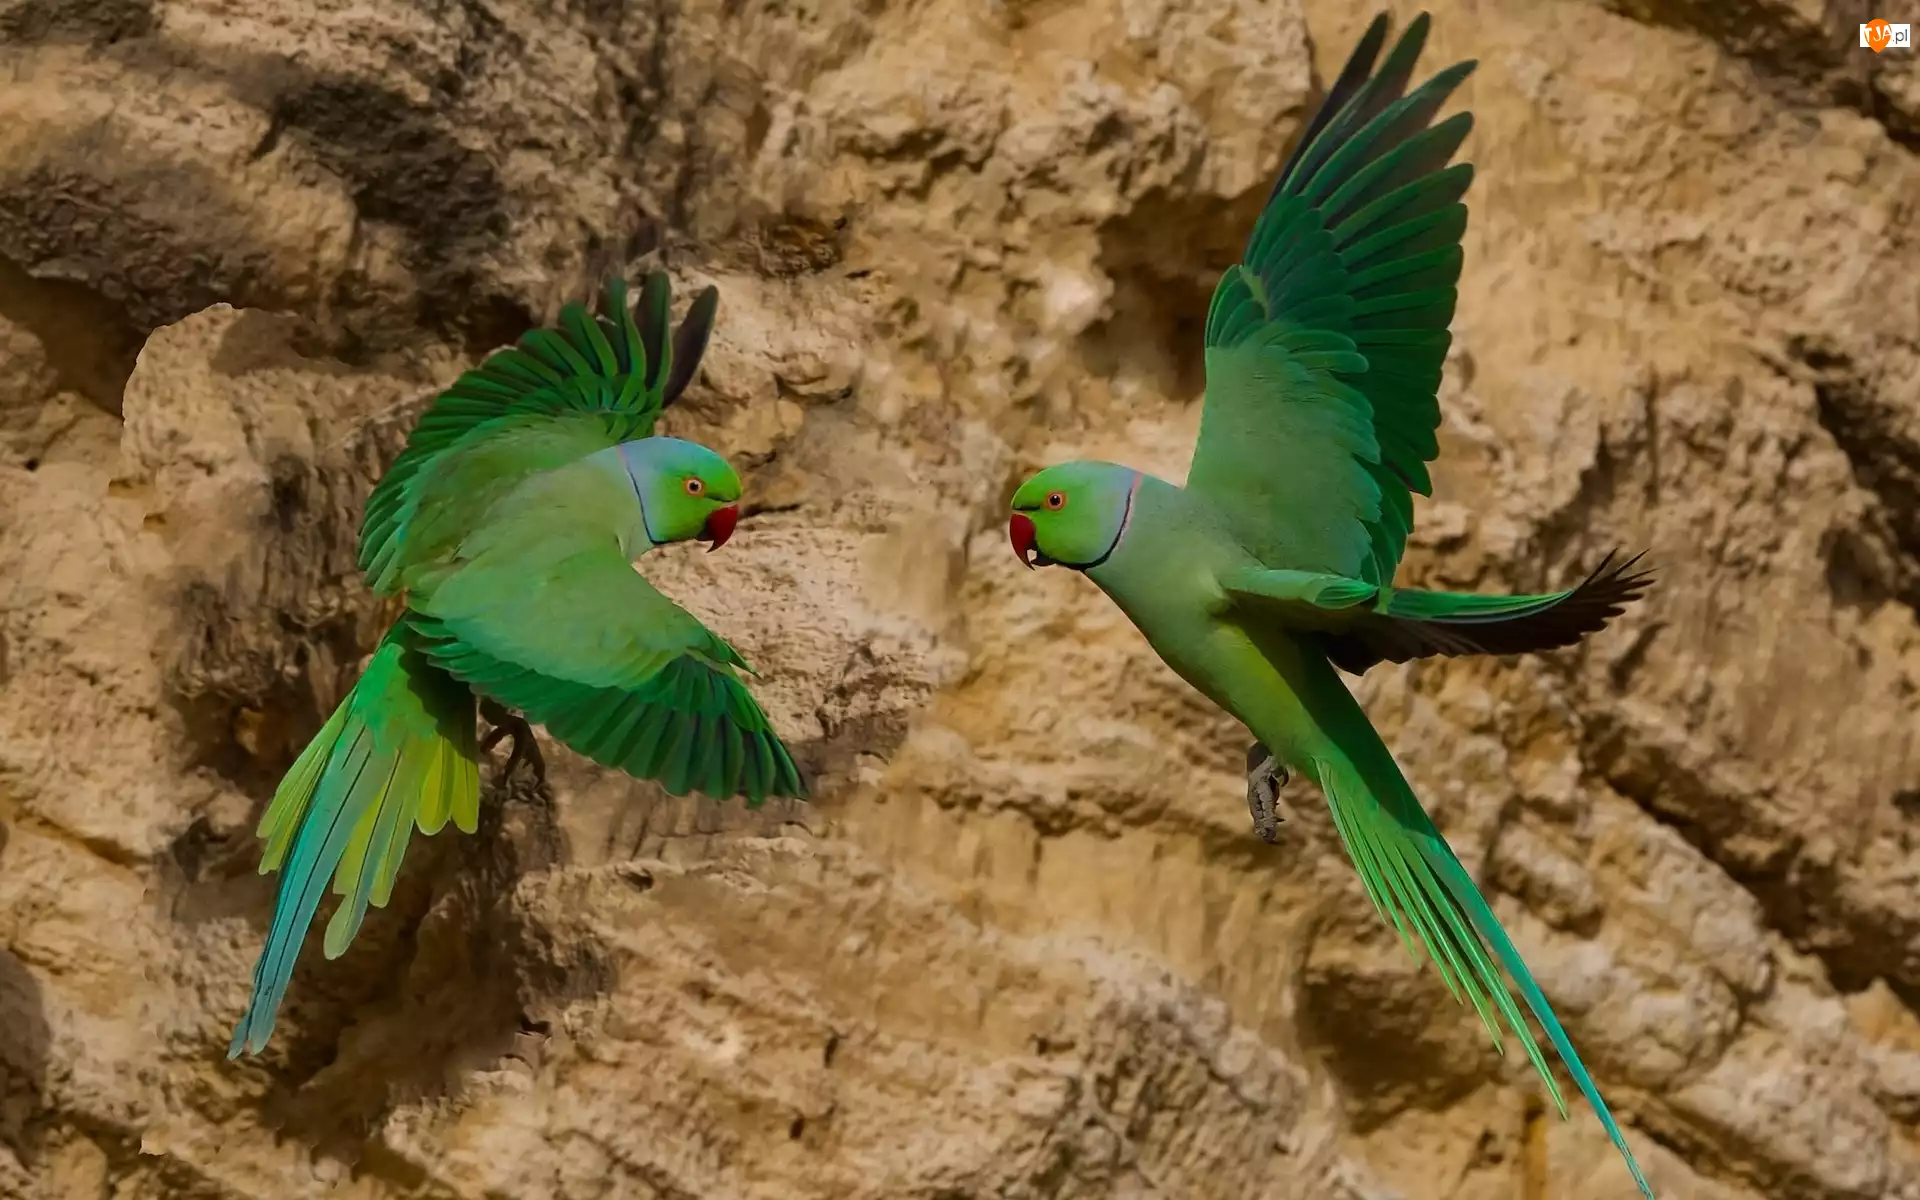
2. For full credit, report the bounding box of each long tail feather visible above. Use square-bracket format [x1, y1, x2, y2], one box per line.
[1292, 653, 1655, 1199]
[227, 621, 478, 1058]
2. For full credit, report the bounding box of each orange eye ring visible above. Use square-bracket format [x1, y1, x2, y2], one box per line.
[684, 477, 705, 497]
[1043, 490, 1067, 511]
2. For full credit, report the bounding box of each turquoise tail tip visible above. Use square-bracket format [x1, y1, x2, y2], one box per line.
[226, 1006, 272, 1059]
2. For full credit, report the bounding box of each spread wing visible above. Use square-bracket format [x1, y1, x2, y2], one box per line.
[359, 273, 720, 593]
[408, 472, 806, 805]
[1188, 12, 1475, 585]
[1221, 552, 1654, 675]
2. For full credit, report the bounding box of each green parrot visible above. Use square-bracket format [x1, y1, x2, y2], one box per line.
[228, 274, 807, 1059]
[1006, 13, 1656, 1198]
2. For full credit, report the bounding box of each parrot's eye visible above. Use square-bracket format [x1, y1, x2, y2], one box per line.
[684, 477, 705, 497]
[1044, 490, 1067, 511]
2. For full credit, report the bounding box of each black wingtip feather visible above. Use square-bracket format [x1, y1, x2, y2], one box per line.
[1471, 547, 1656, 651]
[1576, 547, 1657, 603]
[1324, 547, 1655, 674]
[1274, 12, 1393, 202]
[663, 285, 719, 409]
[1290, 12, 1434, 194]
[1362, 11, 1433, 111]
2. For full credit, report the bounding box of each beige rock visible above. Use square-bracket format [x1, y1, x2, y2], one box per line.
[2, 0, 1918, 1197]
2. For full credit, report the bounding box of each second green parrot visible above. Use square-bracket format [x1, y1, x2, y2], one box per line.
[1008, 12, 1656, 1198]
[228, 274, 807, 1058]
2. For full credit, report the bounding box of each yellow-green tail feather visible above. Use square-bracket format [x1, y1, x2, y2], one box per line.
[228, 620, 478, 1058]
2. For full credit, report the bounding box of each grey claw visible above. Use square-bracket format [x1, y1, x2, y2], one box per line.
[480, 700, 548, 785]
[1245, 741, 1287, 844]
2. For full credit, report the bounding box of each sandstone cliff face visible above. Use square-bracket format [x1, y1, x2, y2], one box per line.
[2, 1, 1918, 1197]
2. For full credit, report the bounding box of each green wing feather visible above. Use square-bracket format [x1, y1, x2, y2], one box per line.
[408, 466, 807, 806]
[358, 273, 721, 594]
[1222, 551, 1653, 673]
[414, 624, 804, 805]
[1219, 567, 1383, 627]
[1191, 12, 1474, 584]
[230, 623, 479, 1058]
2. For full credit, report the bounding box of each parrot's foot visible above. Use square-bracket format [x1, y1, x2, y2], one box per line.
[480, 699, 547, 785]
[1246, 741, 1288, 845]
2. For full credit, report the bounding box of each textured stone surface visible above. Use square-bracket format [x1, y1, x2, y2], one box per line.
[2, 0, 1918, 1197]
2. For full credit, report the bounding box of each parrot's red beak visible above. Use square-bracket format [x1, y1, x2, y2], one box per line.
[702, 505, 739, 552]
[1008, 512, 1037, 569]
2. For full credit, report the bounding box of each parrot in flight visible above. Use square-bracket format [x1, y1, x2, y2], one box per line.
[1005, 12, 1657, 1198]
[227, 274, 808, 1058]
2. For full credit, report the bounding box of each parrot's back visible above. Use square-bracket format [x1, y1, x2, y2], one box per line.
[360, 275, 718, 595]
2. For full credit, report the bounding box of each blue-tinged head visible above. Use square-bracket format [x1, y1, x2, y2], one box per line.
[614, 436, 743, 549]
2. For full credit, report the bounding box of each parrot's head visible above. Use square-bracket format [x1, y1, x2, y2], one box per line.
[1008, 460, 1141, 571]
[617, 436, 744, 551]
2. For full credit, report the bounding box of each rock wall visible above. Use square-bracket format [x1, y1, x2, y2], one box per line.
[2, 0, 1918, 1197]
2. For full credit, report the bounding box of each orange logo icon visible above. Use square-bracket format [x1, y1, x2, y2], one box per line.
[1866, 18, 1893, 50]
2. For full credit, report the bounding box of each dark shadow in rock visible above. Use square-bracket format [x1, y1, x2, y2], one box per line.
[1589, 702, 1920, 1008]
[1293, 904, 1496, 1132]
[0, 250, 145, 416]
[1601, 0, 1919, 151]
[252, 72, 533, 354]
[206, 770, 614, 1164]
[0, 156, 287, 342]
[583, 714, 862, 867]
[599, 778, 818, 867]
[1801, 335, 1920, 614]
[0, 906, 51, 1171]
[1087, 186, 1264, 403]
[0, 43, 535, 363]
[154, 315, 406, 806]
[0, 0, 154, 48]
